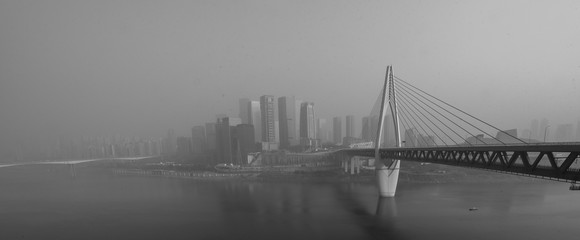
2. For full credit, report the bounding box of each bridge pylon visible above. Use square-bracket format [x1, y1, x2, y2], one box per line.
[375, 66, 401, 197]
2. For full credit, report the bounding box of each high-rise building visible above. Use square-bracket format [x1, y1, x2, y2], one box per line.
[235, 124, 256, 165]
[278, 96, 297, 149]
[300, 102, 316, 148]
[215, 117, 241, 164]
[205, 123, 217, 151]
[191, 125, 206, 155]
[248, 101, 261, 142]
[294, 99, 303, 144]
[163, 129, 177, 155]
[260, 95, 276, 143]
[176, 137, 192, 156]
[346, 115, 355, 138]
[239, 98, 251, 124]
[333, 117, 342, 144]
[316, 118, 330, 143]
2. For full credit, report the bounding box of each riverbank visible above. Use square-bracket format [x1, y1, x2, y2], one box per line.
[111, 162, 545, 185]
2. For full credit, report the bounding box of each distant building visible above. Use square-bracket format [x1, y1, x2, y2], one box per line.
[163, 129, 177, 155]
[294, 99, 303, 145]
[418, 135, 436, 147]
[404, 128, 419, 147]
[554, 124, 574, 142]
[215, 117, 241, 164]
[235, 124, 256, 165]
[496, 129, 519, 143]
[346, 115, 355, 138]
[278, 96, 297, 149]
[530, 119, 539, 141]
[333, 117, 342, 144]
[300, 102, 316, 148]
[260, 95, 276, 143]
[248, 101, 261, 142]
[191, 125, 206, 155]
[316, 118, 330, 143]
[239, 98, 251, 124]
[176, 137, 191, 156]
[361, 116, 370, 141]
[205, 123, 217, 152]
[539, 118, 549, 142]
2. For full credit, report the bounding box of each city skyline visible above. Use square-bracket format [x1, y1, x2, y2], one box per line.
[2, 1, 580, 158]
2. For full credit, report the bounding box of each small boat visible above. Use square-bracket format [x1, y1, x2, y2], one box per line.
[569, 183, 580, 191]
[469, 207, 478, 211]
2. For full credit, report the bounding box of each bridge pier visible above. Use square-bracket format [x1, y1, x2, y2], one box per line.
[376, 159, 400, 197]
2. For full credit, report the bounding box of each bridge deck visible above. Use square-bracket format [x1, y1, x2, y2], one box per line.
[340, 143, 580, 182]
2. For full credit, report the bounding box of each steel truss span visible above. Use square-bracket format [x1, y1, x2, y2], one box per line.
[341, 143, 580, 182]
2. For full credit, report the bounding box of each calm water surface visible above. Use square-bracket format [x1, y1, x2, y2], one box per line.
[1, 165, 579, 240]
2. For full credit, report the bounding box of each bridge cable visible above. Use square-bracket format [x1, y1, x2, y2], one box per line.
[395, 102, 430, 147]
[396, 89, 462, 146]
[395, 78, 502, 145]
[395, 82, 478, 145]
[395, 90, 453, 146]
[395, 77, 527, 145]
[396, 89, 460, 146]
[395, 108, 421, 148]
[396, 98, 438, 147]
[396, 91, 448, 146]
[395, 77, 500, 143]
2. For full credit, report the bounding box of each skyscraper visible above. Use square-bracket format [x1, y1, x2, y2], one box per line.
[346, 115, 355, 138]
[278, 96, 297, 149]
[235, 124, 255, 165]
[163, 129, 177, 155]
[205, 122, 217, 152]
[294, 99, 303, 144]
[333, 117, 342, 144]
[248, 101, 261, 142]
[239, 98, 250, 124]
[300, 102, 316, 148]
[316, 118, 329, 143]
[215, 117, 241, 164]
[260, 95, 276, 143]
[191, 125, 206, 155]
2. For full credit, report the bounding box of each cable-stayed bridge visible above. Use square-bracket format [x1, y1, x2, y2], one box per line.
[337, 66, 580, 197]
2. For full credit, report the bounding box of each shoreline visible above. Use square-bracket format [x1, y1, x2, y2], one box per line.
[111, 165, 547, 185]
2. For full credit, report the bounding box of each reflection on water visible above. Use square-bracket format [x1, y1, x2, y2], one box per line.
[1, 165, 579, 240]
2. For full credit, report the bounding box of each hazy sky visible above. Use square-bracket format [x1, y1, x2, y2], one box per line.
[1, 0, 579, 149]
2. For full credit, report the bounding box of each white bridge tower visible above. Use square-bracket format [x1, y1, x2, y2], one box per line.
[375, 65, 401, 197]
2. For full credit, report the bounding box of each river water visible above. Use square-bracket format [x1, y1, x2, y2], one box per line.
[1, 165, 579, 240]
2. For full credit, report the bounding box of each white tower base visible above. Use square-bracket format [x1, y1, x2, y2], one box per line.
[376, 160, 400, 197]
